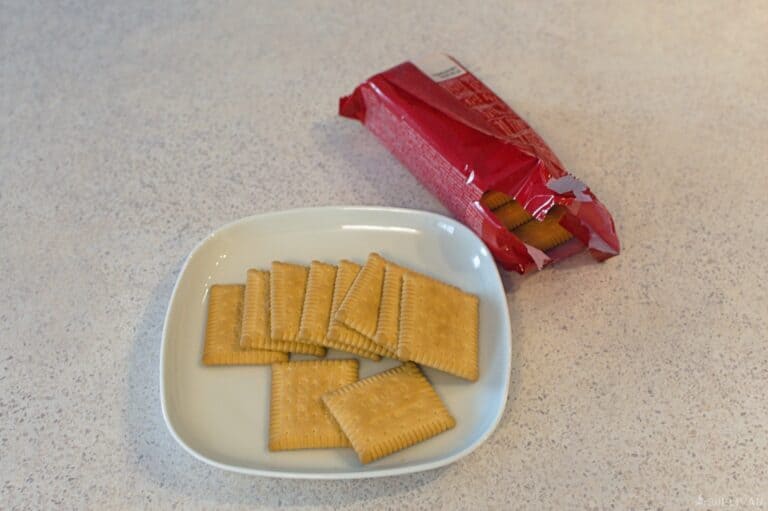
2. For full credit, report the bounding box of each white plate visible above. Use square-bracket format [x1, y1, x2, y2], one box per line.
[160, 206, 511, 479]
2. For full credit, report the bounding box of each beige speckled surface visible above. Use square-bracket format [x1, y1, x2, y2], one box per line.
[2, 1, 767, 509]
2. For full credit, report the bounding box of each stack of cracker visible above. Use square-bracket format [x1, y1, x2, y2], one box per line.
[334, 253, 480, 381]
[481, 190, 574, 251]
[200, 254, 479, 464]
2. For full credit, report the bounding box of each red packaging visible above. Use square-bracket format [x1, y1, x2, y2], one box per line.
[339, 54, 620, 273]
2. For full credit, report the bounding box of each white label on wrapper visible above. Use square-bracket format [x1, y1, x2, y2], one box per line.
[412, 54, 466, 82]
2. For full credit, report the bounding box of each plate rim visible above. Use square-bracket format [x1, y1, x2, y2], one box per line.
[159, 205, 511, 479]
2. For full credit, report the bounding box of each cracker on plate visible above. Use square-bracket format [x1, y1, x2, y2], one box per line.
[334, 253, 386, 339]
[297, 261, 337, 345]
[293, 260, 381, 360]
[268, 262, 326, 356]
[203, 284, 288, 365]
[326, 259, 390, 359]
[397, 272, 479, 381]
[372, 262, 408, 353]
[322, 362, 455, 464]
[269, 359, 359, 450]
[240, 270, 276, 350]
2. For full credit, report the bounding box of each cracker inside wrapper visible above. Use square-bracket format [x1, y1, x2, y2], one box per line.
[339, 54, 620, 273]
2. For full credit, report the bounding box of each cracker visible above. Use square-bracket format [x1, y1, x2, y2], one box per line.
[480, 190, 513, 210]
[326, 324, 388, 359]
[372, 262, 408, 353]
[297, 261, 337, 345]
[397, 272, 479, 381]
[268, 262, 326, 357]
[289, 260, 381, 360]
[335, 253, 385, 339]
[328, 259, 392, 358]
[513, 205, 574, 251]
[269, 359, 359, 450]
[322, 362, 455, 464]
[494, 200, 533, 230]
[240, 270, 273, 349]
[325, 340, 382, 360]
[330, 261, 361, 316]
[270, 262, 308, 342]
[202, 284, 288, 365]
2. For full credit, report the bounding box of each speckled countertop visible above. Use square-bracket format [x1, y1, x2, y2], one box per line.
[2, 1, 767, 509]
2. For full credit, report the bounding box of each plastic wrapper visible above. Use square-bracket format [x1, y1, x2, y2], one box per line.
[339, 54, 620, 273]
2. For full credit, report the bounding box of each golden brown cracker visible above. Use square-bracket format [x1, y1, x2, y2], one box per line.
[326, 341, 382, 360]
[372, 262, 408, 353]
[397, 272, 479, 381]
[270, 261, 308, 341]
[480, 190, 513, 210]
[290, 260, 381, 360]
[269, 359, 359, 451]
[268, 262, 326, 356]
[335, 253, 385, 339]
[330, 260, 361, 319]
[316, 330, 383, 360]
[329, 258, 393, 358]
[240, 270, 271, 348]
[321, 362, 455, 464]
[298, 261, 337, 345]
[513, 205, 573, 251]
[494, 200, 533, 230]
[202, 284, 288, 365]
[326, 324, 389, 359]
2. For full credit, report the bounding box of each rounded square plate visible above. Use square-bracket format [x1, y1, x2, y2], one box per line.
[160, 206, 511, 478]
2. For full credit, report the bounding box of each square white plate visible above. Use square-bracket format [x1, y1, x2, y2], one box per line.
[160, 206, 511, 478]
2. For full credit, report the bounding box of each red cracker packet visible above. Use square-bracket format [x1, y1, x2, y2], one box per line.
[339, 54, 620, 273]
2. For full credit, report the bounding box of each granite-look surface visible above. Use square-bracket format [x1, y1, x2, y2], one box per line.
[2, 1, 767, 509]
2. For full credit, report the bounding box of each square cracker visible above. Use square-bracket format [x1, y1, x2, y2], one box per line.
[268, 262, 326, 357]
[322, 362, 455, 464]
[296, 261, 381, 360]
[269, 359, 359, 450]
[202, 284, 288, 365]
[335, 253, 386, 339]
[397, 272, 479, 381]
[298, 261, 337, 344]
[372, 262, 408, 353]
[327, 259, 390, 359]
[240, 270, 284, 353]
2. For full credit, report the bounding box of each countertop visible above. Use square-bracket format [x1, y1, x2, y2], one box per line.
[2, 1, 767, 509]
